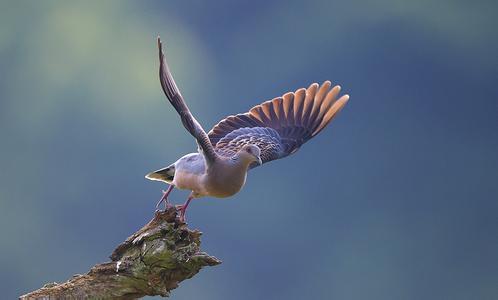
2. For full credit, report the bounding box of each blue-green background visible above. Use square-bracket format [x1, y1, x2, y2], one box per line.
[1, 1, 497, 299]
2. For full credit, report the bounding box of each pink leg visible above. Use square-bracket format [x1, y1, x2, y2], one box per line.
[156, 185, 174, 210]
[176, 193, 194, 223]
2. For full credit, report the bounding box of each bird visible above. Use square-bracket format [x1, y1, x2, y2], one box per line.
[146, 37, 349, 222]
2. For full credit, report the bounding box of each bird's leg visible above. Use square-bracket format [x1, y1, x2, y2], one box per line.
[176, 193, 194, 223]
[156, 185, 174, 210]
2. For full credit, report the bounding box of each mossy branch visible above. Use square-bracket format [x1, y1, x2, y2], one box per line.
[20, 208, 221, 299]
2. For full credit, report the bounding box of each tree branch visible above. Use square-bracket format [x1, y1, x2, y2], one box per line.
[20, 208, 221, 299]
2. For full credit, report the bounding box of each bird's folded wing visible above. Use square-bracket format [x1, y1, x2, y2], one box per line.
[208, 81, 349, 168]
[157, 37, 218, 163]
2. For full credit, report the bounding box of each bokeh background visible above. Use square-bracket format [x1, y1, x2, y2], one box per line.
[1, 1, 497, 299]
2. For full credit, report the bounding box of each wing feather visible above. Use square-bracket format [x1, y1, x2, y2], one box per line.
[312, 85, 341, 131]
[301, 83, 319, 127]
[313, 94, 349, 135]
[293, 88, 307, 126]
[282, 92, 295, 125]
[307, 81, 329, 126]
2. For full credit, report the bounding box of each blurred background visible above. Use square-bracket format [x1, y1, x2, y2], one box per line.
[1, 1, 497, 299]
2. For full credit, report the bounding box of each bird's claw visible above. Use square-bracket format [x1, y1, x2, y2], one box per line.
[156, 189, 173, 210]
[175, 204, 187, 222]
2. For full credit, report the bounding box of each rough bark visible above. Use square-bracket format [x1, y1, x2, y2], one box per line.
[20, 208, 221, 299]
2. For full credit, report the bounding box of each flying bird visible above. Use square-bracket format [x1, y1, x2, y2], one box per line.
[146, 37, 349, 222]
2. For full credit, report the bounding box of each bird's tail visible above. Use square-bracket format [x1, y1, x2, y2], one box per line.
[145, 164, 175, 184]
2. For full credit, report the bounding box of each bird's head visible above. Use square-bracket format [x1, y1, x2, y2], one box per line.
[236, 144, 262, 166]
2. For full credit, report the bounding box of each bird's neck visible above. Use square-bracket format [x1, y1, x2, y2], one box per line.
[229, 155, 252, 172]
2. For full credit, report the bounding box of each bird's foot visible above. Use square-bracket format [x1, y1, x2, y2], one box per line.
[175, 194, 193, 223]
[175, 204, 187, 222]
[156, 190, 173, 210]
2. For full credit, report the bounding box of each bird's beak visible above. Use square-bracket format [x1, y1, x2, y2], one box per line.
[256, 156, 262, 165]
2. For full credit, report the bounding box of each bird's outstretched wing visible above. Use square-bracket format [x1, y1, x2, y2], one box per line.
[157, 37, 218, 163]
[208, 81, 349, 168]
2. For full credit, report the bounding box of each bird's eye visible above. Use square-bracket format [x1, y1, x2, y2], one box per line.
[246, 148, 252, 154]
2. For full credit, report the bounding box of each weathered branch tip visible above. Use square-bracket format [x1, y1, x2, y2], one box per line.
[20, 207, 221, 299]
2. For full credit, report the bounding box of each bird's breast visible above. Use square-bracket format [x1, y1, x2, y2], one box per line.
[203, 163, 248, 198]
